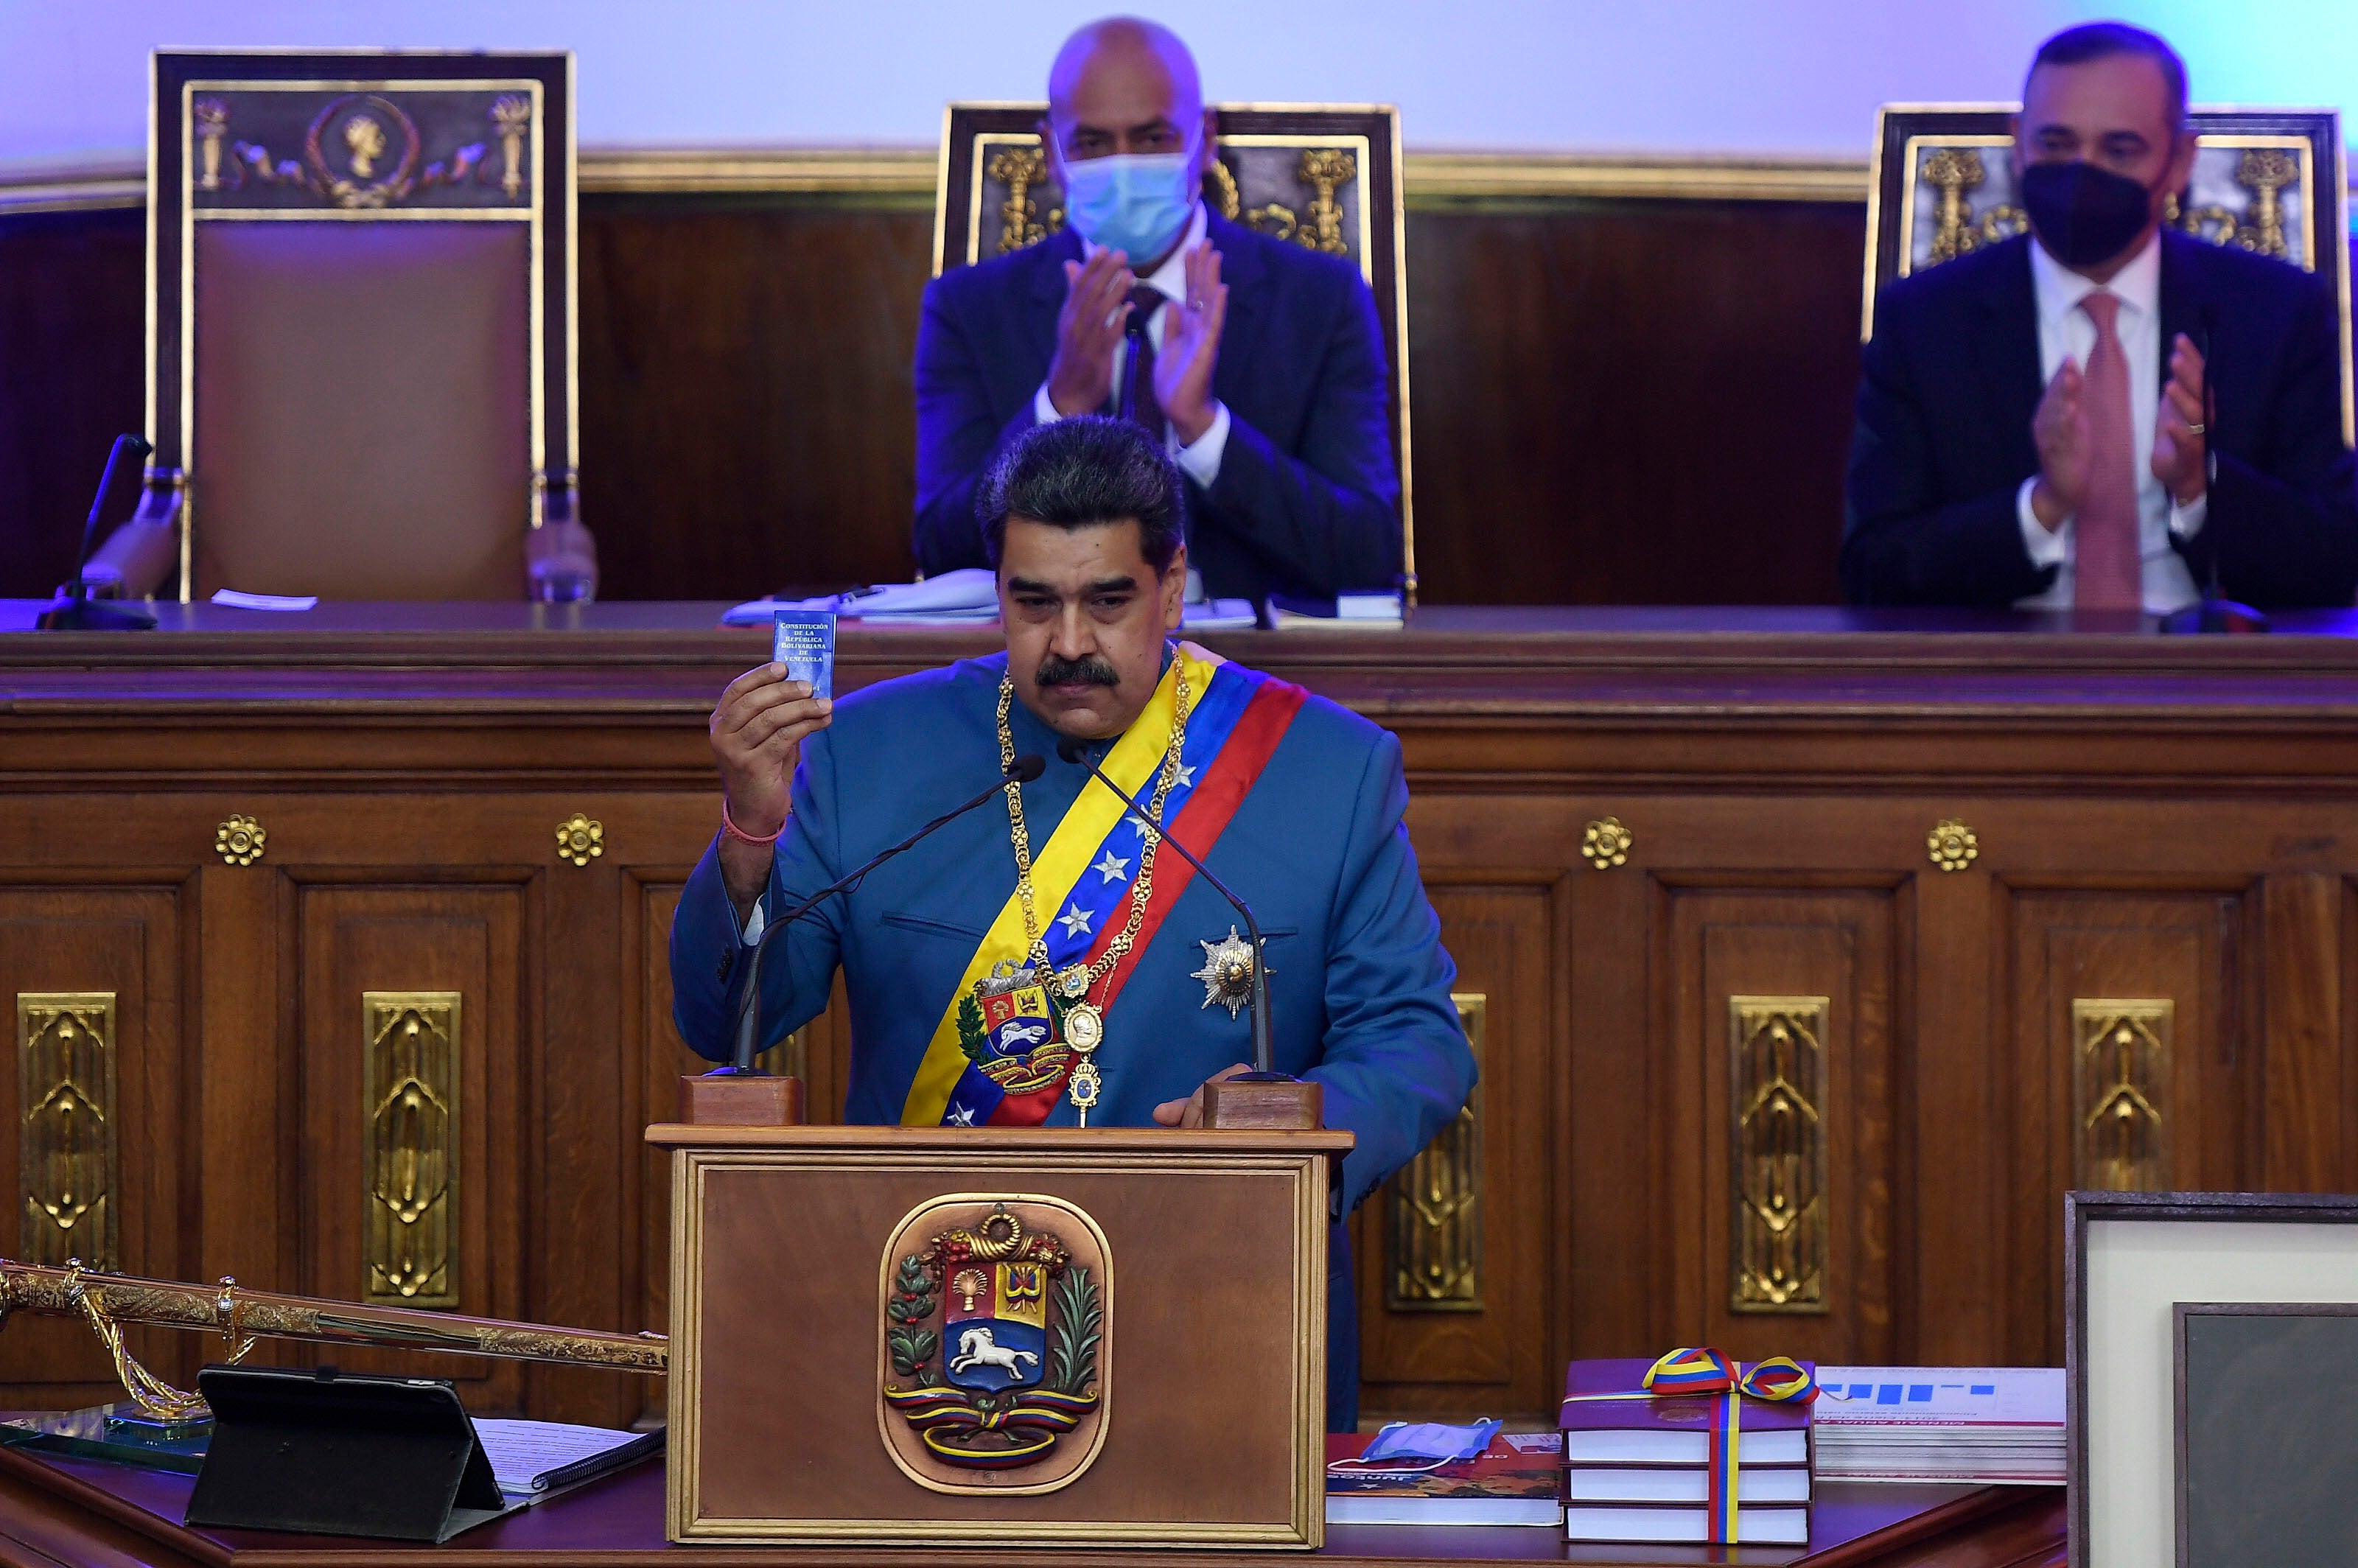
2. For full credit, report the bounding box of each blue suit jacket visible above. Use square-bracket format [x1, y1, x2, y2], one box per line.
[669, 654, 1474, 1427]
[1843, 231, 2358, 608]
[912, 214, 1404, 602]
[672, 651, 1469, 1209]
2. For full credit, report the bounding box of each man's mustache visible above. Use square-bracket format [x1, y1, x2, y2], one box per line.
[1035, 653, 1121, 688]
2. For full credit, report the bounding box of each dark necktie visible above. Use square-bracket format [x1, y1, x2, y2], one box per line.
[1122, 285, 1167, 443]
[2073, 290, 2142, 611]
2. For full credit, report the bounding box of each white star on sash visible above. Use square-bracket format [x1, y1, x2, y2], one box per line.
[1057, 903, 1096, 939]
[1093, 849, 1130, 883]
[1125, 813, 1158, 840]
[948, 1105, 976, 1126]
[1175, 763, 1197, 788]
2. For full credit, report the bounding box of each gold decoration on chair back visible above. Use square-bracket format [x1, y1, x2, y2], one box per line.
[1862, 104, 2351, 444]
[935, 102, 1416, 600]
[108, 52, 587, 603]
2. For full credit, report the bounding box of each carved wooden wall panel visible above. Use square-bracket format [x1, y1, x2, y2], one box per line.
[293, 883, 525, 1409]
[629, 872, 848, 1427]
[2002, 888, 2249, 1364]
[4, 628, 2358, 1425]
[1357, 882, 1556, 1415]
[1659, 888, 1897, 1368]
[0, 887, 186, 1407]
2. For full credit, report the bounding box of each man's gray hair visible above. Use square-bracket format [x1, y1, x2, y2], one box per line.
[978, 416, 1185, 574]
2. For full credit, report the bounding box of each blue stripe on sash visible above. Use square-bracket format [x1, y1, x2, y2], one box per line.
[1032, 660, 1261, 973]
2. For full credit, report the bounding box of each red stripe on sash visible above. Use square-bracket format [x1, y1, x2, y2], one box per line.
[1080, 676, 1307, 1012]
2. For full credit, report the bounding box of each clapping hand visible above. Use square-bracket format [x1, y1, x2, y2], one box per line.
[2152, 332, 2208, 505]
[1046, 246, 1137, 417]
[2028, 359, 2091, 531]
[1153, 243, 1228, 445]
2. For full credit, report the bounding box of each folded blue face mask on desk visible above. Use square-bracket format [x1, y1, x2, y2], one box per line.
[1357, 1418, 1502, 1464]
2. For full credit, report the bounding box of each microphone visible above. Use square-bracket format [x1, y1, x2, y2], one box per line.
[1054, 735, 1280, 1078]
[722, 753, 1046, 1072]
[2161, 303, 2266, 634]
[36, 434, 157, 631]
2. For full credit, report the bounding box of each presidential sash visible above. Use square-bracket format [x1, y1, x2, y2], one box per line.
[900, 648, 1306, 1127]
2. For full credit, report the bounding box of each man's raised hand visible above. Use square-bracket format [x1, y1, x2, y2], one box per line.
[1154, 243, 1228, 444]
[709, 664, 832, 911]
[2152, 332, 2208, 505]
[2029, 358, 2091, 532]
[1046, 246, 1137, 418]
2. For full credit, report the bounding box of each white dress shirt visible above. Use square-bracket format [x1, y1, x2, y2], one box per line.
[1032, 201, 1231, 488]
[2014, 234, 2207, 612]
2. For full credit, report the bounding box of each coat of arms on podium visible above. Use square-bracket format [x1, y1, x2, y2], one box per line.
[878, 1195, 1111, 1494]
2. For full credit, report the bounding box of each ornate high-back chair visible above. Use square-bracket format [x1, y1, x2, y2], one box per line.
[1862, 105, 2352, 443]
[94, 51, 592, 603]
[934, 103, 1416, 598]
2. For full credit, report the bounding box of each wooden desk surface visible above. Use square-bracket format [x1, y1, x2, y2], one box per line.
[0, 1443, 2062, 1567]
[6, 600, 2358, 710]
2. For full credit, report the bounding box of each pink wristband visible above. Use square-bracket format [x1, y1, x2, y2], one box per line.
[721, 798, 786, 847]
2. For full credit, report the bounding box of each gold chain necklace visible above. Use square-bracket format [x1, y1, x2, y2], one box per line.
[995, 655, 1192, 1119]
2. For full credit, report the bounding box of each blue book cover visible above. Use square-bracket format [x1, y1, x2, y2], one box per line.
[772, 610, 836, 701]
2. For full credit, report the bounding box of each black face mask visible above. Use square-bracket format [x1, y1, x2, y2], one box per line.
[2020, 160, 2158, 268]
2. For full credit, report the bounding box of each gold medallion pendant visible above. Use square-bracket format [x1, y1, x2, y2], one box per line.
[1061, 999, 1104, 1120]
[878, 1197, 1111, 1494]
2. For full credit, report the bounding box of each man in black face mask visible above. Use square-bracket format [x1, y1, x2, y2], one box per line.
[1843, 22, 2357, 612]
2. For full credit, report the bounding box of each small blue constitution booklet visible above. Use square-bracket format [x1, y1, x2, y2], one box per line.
[772, 609, 836, 701]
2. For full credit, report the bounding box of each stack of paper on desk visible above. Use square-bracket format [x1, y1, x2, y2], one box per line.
[471, 1418, 663, 1502]
[1811, 1368, 2063, 1484]
[726, 569, 1256, 629]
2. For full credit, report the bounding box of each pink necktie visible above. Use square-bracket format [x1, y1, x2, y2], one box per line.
[2073, 290, 2142, 611]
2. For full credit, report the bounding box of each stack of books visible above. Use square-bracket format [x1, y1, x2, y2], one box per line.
[1324, 1432, 1563, 1526]
[1812, 1367, 2063, 1484]
[1558, 1358, 1812, 1546]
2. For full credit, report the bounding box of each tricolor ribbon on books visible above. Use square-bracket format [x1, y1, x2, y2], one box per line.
[1561, 1348, 1819, 1544]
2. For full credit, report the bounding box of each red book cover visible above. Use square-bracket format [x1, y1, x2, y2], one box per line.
[1558, 1358, 1813, 1435]
[1324, 1433, 1562, 1522]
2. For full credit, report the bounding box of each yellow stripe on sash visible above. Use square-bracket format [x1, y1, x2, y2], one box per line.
[899, 651, 1211, 1124]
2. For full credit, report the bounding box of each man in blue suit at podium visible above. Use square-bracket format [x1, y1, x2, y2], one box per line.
[672, 417, 1472, 1429]
[912, 17, 1402, 604]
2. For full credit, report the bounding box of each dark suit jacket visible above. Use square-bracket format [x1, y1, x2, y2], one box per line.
[912, 212, 1402, 601]
[1842, 230, 2358, 608]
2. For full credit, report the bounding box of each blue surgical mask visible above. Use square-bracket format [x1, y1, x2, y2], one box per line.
[1060, 142, 1199, 265]
[1357, 1418, 1502, 1466]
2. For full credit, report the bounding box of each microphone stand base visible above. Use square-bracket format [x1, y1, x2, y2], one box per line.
[1201, 1074, 1323, 1131]
[2159, 599, 2268, 635]
[35, 593, 157, 631]
[679, 1070, 804, 1127]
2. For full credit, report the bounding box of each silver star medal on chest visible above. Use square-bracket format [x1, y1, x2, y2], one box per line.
[1191, 925, 1265, 1018]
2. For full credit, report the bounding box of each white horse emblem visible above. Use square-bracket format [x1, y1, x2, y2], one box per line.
[948, 1325, 1039, 1377]
[996, 1019, 1049, 1051]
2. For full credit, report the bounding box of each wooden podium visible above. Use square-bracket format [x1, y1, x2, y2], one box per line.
[646, 1123, 1351, 1549]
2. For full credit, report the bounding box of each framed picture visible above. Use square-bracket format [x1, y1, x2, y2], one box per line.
[2173, 1302, 2358, 1565]
[2066, 1191, 2358, 1568]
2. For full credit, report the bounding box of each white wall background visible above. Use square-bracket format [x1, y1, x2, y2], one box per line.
[1, 0, 2350, 167]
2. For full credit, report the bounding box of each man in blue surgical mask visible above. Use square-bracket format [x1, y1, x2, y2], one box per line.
[1844, 21, 2356, 613]
[913, 17, 1403, 605]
